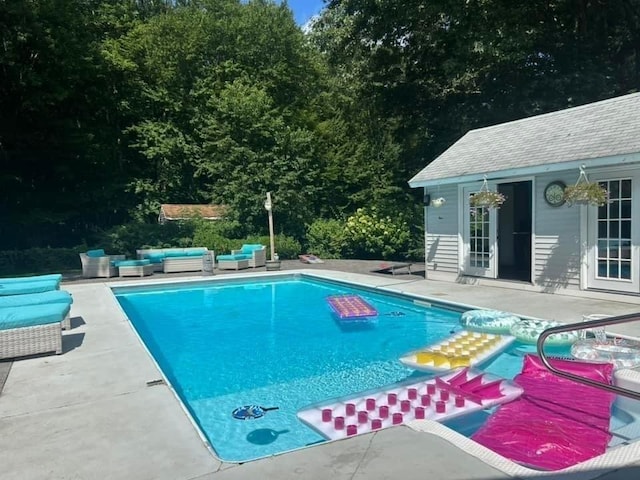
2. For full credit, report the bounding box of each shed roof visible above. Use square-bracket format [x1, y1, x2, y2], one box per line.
[159, 204, 227, 222]
[409, 92, 640, 187]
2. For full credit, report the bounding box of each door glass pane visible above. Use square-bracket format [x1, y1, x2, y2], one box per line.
[621, 261, 631, 280]
[598, 260, 607, 277]
[598, 221, 607, 238]
[621, 240, 631, 259]
[609, 200, 620, 219]
[609, 180, 620, 198]
[597, 240, 607, 258]
[621, 220, 631, 239]
[610, 221, 619, 237]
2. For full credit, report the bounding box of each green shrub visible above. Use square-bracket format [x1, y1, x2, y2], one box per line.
[192, 218, 244, 240]
[272, 234, 301, 260]
[343, 208, 411, 259]
[305, 218, 346, 258]
[192, 220, 244, 253]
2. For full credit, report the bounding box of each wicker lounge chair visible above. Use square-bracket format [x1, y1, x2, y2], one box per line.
[217, 244, 266, 270]
[232, 244, 266, 268]
[0, 290, 73, 330]
[0, 303, 70, 359]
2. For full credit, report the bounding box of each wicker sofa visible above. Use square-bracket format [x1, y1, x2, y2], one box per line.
[136, 247, 210, 273]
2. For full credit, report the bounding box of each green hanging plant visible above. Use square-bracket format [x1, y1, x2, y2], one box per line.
[470, 176, 506, 209]
[563, 166, 608, 207]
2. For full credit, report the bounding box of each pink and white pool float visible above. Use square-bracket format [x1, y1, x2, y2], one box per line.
[327, 294, 378, 320]
[297, 368, 523, 440]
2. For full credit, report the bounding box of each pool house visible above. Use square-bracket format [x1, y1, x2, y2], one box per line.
[409, 92, 640, 296]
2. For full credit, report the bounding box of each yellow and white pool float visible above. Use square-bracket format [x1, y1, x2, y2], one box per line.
[399, 330, 516, 373]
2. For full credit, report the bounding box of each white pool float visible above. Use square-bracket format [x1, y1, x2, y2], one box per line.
[571, 338, 640, 370]
[297, 367, 523, 441]
[459, 309, 521, 335]
[510, 319, 579, 347]
[399, 330, 515, 373]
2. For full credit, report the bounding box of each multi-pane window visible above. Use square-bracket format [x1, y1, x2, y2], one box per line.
[597, 179, 632, 280]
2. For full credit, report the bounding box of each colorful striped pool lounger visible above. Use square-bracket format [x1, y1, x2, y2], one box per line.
[327, 295, 378, 319]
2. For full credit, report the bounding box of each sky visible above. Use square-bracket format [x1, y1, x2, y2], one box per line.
[279, 0, 326, 25]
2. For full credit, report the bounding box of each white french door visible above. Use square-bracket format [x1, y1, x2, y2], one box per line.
[587, 172, 640, 293]
[461, 185, 497, 278]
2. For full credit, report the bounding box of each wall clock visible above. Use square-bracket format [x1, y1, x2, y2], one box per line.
[544, 181, 566, 207]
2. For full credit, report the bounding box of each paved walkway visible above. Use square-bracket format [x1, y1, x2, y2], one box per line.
[1, 262, 640, 479]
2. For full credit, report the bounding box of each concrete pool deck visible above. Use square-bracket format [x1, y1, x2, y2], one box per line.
[1, 261, 640, 479]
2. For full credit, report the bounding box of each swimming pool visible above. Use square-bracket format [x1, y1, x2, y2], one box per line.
[113, 274, 640, 465]
[115, 275, 476, 461]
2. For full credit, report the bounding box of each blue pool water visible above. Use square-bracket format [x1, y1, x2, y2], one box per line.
[113, 275, 559, 462]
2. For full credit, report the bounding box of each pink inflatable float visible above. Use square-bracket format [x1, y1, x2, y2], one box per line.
[472, 355, 615, 471]
[297, 368, 523, 440]
[327, 294, 378, 319]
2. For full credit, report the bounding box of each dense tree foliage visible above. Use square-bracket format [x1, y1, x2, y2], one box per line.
[1, 0, 638, 254]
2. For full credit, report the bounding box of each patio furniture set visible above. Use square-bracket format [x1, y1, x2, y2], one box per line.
[0, 274, 73, 360]
[79, 244, 267, 279]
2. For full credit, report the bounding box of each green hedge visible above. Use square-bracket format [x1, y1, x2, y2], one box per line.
[0, 248, 83, 276]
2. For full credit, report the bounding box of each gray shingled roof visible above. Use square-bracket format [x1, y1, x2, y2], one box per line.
[409, 92, 640, 187]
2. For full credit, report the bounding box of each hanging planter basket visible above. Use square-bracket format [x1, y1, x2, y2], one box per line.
[470, 176, 506, 209]
[430, 197, 446, 208]
[563, 166, 608, 207]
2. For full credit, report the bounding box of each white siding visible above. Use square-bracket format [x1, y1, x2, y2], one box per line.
[534, 172, 581, 289]
[425, 185, 459, 273]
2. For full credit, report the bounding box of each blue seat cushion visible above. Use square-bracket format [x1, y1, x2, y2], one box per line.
[0, 274, 62, 284]
[0, 280, 60, 296]
[185, 249, 207, 256]
[114, 259, 151, 267]
[217, 254, 251, 261]
[240, 244, 264, 254]
[86, 249, 106, 258]
[0, 303, 71, 330]
[0, 290, 72, 308]
[165, 250, 186, 257]
[142, 252, 165, 263]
